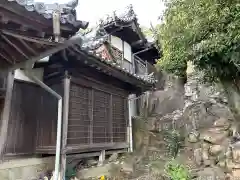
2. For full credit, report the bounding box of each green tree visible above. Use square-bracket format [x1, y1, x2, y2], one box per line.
[157, 0, 240, 120]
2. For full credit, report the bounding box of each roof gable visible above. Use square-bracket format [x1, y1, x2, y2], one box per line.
[82, 5, 160, 63]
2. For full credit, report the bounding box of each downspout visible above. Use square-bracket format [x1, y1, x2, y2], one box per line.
[128, 92, 150, 152]
[128, 94, 137, 152]
[24, 71, 62, 180]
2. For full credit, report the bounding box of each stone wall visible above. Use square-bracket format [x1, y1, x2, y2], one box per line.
[0, 157, 55, 180]
[131, 62, 239, 179]
[143, 73, 185, 117]
[147, 62, 233, 134]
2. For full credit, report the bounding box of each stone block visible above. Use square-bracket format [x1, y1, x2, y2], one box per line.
[214, 117, 231, 130]
[188, 131, 200, 143]
[200, 128, 228, 144]
[226, 159, 240, 170]
[232, 169, 240, 179]
[21, 165, 39, 180]
[209, 145, 224, 156]
[194, 148, 202, 166]
[9, 167, 22, 180]
[0, 169, 9, 180]
[232, 144, 240, 163]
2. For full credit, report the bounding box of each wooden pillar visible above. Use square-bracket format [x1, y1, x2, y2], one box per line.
[0, 71, 14, 161]
[60, 74, 70, 178]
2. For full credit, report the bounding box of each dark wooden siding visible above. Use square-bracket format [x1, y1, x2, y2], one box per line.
[35, 81, 63, 151]
[4, 78, 63, 155]
[5, 75, 128, 155]
[5, 80, 40, 155]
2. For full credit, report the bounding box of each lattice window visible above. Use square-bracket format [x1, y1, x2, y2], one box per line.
[112, 95, 127, 143]
[92, 90, 111, 143]
[67, 81, 128, 147]
[68, 83, 92, 145]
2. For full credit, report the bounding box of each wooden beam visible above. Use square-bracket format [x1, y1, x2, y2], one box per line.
[0, 7, 47, 31]
[0, 40, 17, 63]
[0, 71, 14, 161]
[60, 72, 70, 179]
[1, 34, 29, 59]
[1, 30, 58, 46]
[0, 52, 12, 64]
[18, 39, 37, 56]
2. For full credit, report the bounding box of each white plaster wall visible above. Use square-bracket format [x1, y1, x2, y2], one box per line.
[124, 41, 132, 62]
[14, 68, 44, 83]
[111, 35, 123, 51]
[110, 35, 132, 62]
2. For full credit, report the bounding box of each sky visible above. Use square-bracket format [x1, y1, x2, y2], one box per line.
[39, 0, 165, 27]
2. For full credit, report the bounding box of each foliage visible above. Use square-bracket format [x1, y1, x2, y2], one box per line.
[156, 0, 240, 82]
[162, 129, 185, 158]
[141, 26, 154, 40]
[165, 160, 190, 180]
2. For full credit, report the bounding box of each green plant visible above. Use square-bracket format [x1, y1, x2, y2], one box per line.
[162, 130, 185, 158]
[156, 0, 240, 120]
[165, 160, 190, 180]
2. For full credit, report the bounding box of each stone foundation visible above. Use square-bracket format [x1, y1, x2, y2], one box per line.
[0, 156, 55, 180]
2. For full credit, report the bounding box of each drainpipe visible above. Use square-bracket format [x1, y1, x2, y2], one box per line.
[127, 92, 151, 152]
[24, 71, 62, 180]
[128, 94, 137, 152]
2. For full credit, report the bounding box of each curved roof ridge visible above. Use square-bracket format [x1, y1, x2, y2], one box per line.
[98, 4, 137, 26]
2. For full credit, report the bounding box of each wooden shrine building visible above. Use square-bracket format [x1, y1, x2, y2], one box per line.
[0, 2, 160, 159]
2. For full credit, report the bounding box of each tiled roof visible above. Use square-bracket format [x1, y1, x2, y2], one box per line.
[7, 0, 82, 27]
[77, 46, 157, 85]
[99, 4, 137, 25]
[79, 34, 157, 85]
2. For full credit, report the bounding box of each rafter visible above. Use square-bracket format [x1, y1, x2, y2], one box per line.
[0, 43, 16, 64]
[0, 52, 12, 64]
[1, 30, 58, 46]
[1, 33, 29, 59]
[0, 7, 45, 31]
[18, 39, 37, 56]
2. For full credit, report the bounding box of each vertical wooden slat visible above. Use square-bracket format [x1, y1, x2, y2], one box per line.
[90, 89, 93, 144]
[61, 74, 70, 178]
[0, 71, 14, 160]
[125, 98, 129, 145]
[110, 94, 113, 143]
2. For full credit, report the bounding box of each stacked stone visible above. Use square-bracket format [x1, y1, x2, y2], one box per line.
[188, 117, 240, 179]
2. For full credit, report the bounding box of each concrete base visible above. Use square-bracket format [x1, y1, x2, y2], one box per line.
[0, 156, 55, 180]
